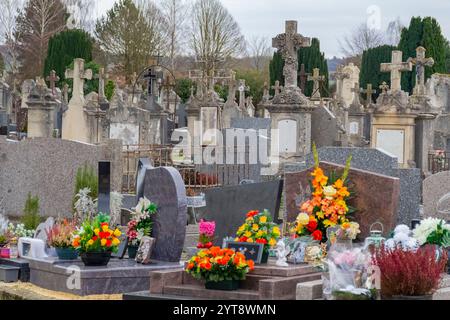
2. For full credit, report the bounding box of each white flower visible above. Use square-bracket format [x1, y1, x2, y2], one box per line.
[385, 238, 396, 250]
[394, 224, 410, 236]
[74, 188, 97, 222]
[393, 232, 410, 243]
[323, 186, 337, 199]
[413, 218, 447, 245]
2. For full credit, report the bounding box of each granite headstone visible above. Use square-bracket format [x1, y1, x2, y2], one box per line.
[143, 166, 187, 262]
[423, 171, 450, 219]
[285, 162, 400, 238]
[98, 161, 111, 214]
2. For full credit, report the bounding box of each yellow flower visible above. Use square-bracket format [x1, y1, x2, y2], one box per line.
[323, 219, 336, 228]
[112, 237, 120, 246]
[94, 228, 100, 236]
[272, 226, 280, 237]
[256, 230, 264, 238]
[259, 216, 267, 223]
[252, 224, 259, 231]
[87, 239, 94, 246]
[244, 231, 252, 238]
[101, 239, 107, 246]
[238, 225, 246, 233]
[101, 225, 109, 232]
[296, 213, 310, 225]
[247, 238, 254, 243]
[113, 229, 122, 237]
[323, 186, 337, 199]
[235, 237, 240, 241]
[269, 238, 277, 246]
[316, 211, 325, 220]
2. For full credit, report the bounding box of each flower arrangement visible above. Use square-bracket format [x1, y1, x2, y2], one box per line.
[197, 220, 215, 249]
[186, 246, 255, 283]
[7, 223, 34, 238]
[293, 144, 354, 242]
[336, 222, 361, 240]
[126, 197, 157, 246]
[72, 214, 121, 253]
[372, 245, 447, 298]
[413, 218, 450, 247]
[46, 220, 77, 249]
[235, 210, 281, 252]
[384, 225, 419, 251]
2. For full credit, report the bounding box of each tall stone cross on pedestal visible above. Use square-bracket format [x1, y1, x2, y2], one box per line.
[95, 68, 108, 100]
[238, 79, 250, 109]
[362, 83, 376, 106]
[65, 59, 93, 104]
[380, 50, 412, 92]
[334, 65, 350, 100]
[46, 70, 59, 96]
[408, 46, 434, 95]
[307, 68, 325, 99]
[272, 20, 311, 88]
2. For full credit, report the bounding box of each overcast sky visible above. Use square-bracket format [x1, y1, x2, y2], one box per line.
[96, 0, 450, 58]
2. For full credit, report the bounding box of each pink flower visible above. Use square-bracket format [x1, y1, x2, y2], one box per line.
[199, 220, 215, 237]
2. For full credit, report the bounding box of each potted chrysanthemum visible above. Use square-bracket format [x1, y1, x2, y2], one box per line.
[186, 246, 255, 291]
[72, 214, 121, 266]
[235, 210, 281, 263]
[46, 220, 78, 260]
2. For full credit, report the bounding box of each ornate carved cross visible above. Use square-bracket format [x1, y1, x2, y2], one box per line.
[408, 46, 434, 95]
[94, 68, 108, 99]
[272, 20, 311, 88]
[380, 50, 412, 92]
[362, 83, 376, 106]
[271, 80, 283, 96]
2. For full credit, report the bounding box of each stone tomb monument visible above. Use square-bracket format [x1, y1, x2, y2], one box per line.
[143, 166, 187, 262]
[284, 162, 400, 238]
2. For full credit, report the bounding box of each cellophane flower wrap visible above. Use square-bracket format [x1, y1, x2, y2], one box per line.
[293, 144, 354, 242]
[235, 209, 281, 253]
[186, 246, 255, 282]
[72, 214, 121, 253]
[127, 197, 157, 246]
[198, 220, 215, 249]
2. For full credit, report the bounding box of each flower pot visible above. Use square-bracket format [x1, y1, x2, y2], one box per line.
[260, 251, 269, 264]
[205, 280, 240, 291]
[127, 245, 139, 259]
[55, 248, 78, 260]
[80, 251, 112, 267]
[0, 248, 10, 258]
[389, 294, 433, 300]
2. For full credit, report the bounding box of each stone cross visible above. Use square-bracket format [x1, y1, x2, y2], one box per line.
[271, 80, 283, 96]
[226, 70, 237, 102]
[362, 83, 376, 106]
[238, 79, 250, 108]
[307, 68, 325, 99]
[379, 81, 389, 94]
[95, 68, 108, 99]
[380, 50, 412, 92]
[272, 20, 311, 88]
[46, 70, 59, 95]
[408, 46, 434, 95]
[65, 59, 93, 103]
[350, 83, 362, 105]
[334, 65, 350, 99]
[298, 63, 309, 93]
[143, 67, 160, 97]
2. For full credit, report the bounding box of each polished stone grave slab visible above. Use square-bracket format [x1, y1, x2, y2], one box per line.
[124, 260, 320, 300]
[27, 256, 182, 296]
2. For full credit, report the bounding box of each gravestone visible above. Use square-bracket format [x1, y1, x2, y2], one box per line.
[285, 162, 400, 238]
[98, 161, 111, 214]
[143, 166, 187, 262]
[285, 147, 421, 225]
[311, 105, 341, 147]
[200, 179, 283, 246]
[423, 171, 450, 219]
[136, 158, 154, 201]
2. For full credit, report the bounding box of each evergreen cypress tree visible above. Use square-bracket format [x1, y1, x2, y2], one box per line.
[360, 45, 396, 99]
[269, 51, 284, 95]
[44, 29, 93, 87]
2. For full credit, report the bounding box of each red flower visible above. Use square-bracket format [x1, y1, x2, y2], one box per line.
[311, 230, 323, 241]
[307, 220, 318, 232]
[99, 232, 109, 239]
[92, 236, 98, 241]
[256, 238, 267, 244]
[239, 236, 248, 242]
[246, 210, 259, 218]
[106, 239, 112, 247]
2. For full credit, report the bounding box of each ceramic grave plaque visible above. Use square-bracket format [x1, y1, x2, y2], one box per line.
[376, 129, 404, 164]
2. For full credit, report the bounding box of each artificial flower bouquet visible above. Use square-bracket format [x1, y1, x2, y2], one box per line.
[185, 246, 255, 285]
[126, 197, 158, 246]
[197, 220, 215, 249]
[413, 218, 450, 247]
[73, 214, 121, 253]
[235, 209, 281, 253]
[46, 220, 77, 249]
[293, 144, 354, 243]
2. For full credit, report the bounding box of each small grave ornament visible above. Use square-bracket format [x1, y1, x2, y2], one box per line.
[364, 222, 385, 249]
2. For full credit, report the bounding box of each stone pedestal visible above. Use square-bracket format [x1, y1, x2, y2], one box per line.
[370, 113, 417, 168]
[26, 81, 58, 138]
[415, 113, 436, 174]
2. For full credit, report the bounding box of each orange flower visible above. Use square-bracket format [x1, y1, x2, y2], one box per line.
[187, 263, 194, 270]
[333, 179, 344, 189]
[246, 210, 259, 218]
[247, 260, 255, 270]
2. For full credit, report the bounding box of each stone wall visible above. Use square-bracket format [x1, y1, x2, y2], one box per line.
[0, 137, 122, 218]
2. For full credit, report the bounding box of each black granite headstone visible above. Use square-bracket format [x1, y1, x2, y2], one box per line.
[98, 161, 111, 214]
[143, 166, 187, 262]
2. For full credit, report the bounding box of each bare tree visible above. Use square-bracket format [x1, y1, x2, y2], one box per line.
[62, 0, 97, 33]
[247, 35, 272, 72]
[159, 0, 187, 72]
[339, 23, 385, 58]
[189, 0, 245, 76]
[96, 0, 165, 76]
[0, 0, 25, 75]
[385, 17, 404, 46]
[15, 0, 67, 79]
